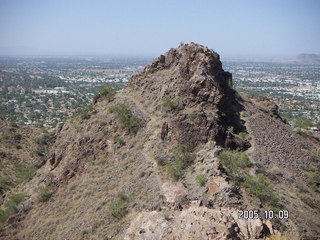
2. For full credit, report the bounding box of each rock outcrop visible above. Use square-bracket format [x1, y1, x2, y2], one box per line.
[130, 43, 244, 148]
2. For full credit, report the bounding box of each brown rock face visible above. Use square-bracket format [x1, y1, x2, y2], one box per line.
[130, 43, 239, 148]
[130, 42, 232, 105]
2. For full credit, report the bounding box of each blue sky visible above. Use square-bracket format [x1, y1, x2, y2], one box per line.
[0, 0, 319, 58]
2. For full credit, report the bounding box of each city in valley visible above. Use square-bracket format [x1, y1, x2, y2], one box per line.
[0, 57, 319, 131]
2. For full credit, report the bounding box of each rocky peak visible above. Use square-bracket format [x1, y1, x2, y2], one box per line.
[129, 43, 244, 149]
[130, 43, 232, 106]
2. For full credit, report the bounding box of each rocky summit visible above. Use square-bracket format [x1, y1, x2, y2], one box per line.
[0, 43, 319, 240]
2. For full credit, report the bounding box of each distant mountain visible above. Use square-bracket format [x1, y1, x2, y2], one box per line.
[288, 53, 320, 64]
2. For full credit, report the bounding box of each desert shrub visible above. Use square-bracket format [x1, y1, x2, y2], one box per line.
[14, 143, 22, 149]
[15, 164, 36, 185]
[308, 165, 317, 172]
[108, 192, 129, 220]
[172, 145, 192, 165]
[0, 193, 25, 224]
[35, 134, 49, 145]
[162, 96, 180, 110]
[38, 185, 54, 202]
[116, 192, 129, 202]
[94, 85, 116, 102]
[114, 136, 125, 146]
[167, 161, 184, 181]
[243, 174, 269, 200]
[243, 174, 280, 209]
[196, 174, 208, 187]
[166, 145, 193, 181]
[109, 104, 142, 134]
[218, 150, 251, 178]
[0, 176, 12, 193]
[308, 171, 320, 191]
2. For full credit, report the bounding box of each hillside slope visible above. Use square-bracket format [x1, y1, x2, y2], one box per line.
[0, 43, 319, 240]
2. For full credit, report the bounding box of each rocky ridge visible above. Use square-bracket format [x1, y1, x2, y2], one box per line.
[1, 43, 319, 240]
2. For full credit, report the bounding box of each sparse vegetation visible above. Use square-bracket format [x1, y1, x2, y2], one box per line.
[300, 195, 320, 210]
[196, 174, 208, 186]
[14, 143, 22, 149]
[76, 104, 94, 120]
[116, 191, 129, 202]
[307, 171, 320, 191]
[167, 145, 193, 181]
[301, 164, 320, 191]
[109, 104, 142, 134]
[114, 136, 125, 146]
[167, 161, 184, 181]
[0, 193, 25, 224]
[35, 134, 49, 145]
[0, 176, 12, 193]
[162, 96, 180, 110]
[15, 164, 36, 185]
[94, 85, 116, 102]
[218, 150, 251, 178]
[243, 174, 280, 209]
[243, 174, 269, 200]
[97, 155, 107, 165]
[108, 191, 129, 220]
[38, 185, 54, 202]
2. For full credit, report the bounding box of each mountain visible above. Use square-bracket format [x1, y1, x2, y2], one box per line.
[287, 53, 320, 64]
[1, 43, 319, 240]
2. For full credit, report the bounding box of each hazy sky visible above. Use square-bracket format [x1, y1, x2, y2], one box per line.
[0, 0, 319, 58]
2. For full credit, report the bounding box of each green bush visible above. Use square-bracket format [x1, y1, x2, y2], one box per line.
[116, 192, 129, 202]
[108, 192, 129, 220]
[38, 185, 54, 202]
[94, 85, 116, 102]
[109, 200, 127, 220]
[167, 161, 184, 181]
[0, 193, 25, 224]
[109, 104, 142, 134]
[114, 136, 126, 146]
[218, 150, 251, 178]
[35, 134, 49, 145]
[243, 174, 280, 208]
[162, 96, 180, 110]
[166, 145, 193, 181]
[196, 174, 208, 186]
[172, 145, 192, 165]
